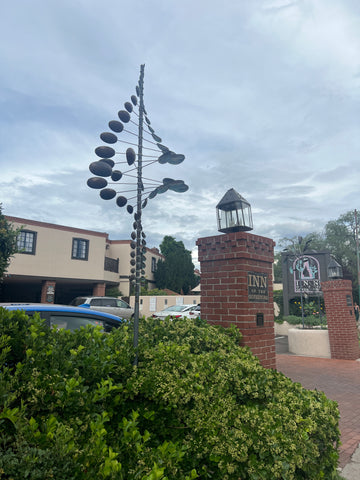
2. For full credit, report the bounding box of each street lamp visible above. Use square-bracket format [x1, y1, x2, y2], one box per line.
[87, 65, 188, 364]
[327, 257, 343, 280]
[216, 188, 253, 233]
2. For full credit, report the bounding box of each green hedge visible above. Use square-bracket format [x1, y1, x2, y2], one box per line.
[275, 315, 327, 328]
[0, 308, 341, 479]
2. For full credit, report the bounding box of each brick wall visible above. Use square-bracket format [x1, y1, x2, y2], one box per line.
[93, 282, 106, 297]
[196, 232, 276, 369]
[322, 279, 360, 360]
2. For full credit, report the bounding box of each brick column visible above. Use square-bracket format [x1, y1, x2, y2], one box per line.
[40, 280, 56, 303]
[321, 279, 360, 360]
[93, 283, 106, 296]
[197, 232, 276, 369]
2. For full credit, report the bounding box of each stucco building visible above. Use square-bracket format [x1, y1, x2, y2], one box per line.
[1, 216, 163, 304]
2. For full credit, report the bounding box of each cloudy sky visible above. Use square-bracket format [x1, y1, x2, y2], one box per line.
[1, 0, 360, 265]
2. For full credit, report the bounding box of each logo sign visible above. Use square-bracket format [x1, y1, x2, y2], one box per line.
[290, 255, 321, 294]
[248, 272, 268, 302]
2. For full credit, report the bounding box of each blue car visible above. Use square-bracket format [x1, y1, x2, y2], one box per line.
[0, 303, 125, 332]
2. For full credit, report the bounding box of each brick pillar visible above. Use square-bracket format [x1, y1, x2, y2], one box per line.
[197, 232, 276, 369]
[93, 283, 106, 296]
[321, 279, 360, 360]
[40, 280, 56, 303]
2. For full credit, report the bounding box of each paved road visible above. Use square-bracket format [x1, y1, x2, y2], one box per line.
[276, 354, 360, 468]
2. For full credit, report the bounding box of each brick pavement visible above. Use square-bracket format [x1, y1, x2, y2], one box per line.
[276, 354, 360, 468]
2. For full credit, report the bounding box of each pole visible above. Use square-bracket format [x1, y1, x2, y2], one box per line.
[298, 256, 305, 329]
[355, 209, 360, 304]
[133, 64, 145, 365]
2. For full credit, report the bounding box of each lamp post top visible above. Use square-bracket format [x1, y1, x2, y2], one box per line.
[216, 188, 250, 210]
[216, 188, 253, 233]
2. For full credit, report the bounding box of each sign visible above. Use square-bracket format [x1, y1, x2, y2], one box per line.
[291, 255, 321, 294]
[46, 284, 55, 303]
[248, 272, 268, 302]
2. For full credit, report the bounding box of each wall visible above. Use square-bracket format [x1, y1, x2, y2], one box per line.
[322, 279, 360, 360]
[7, 217, 112, 281]
[129, 295, 200, 318]
[108, 242, 164, 296]
[3, 216, 165, 303]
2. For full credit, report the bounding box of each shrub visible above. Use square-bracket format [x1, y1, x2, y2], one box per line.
[283, 315, 303, 325]
[280, 314, 327, 329]
[0, 308, 340, 479]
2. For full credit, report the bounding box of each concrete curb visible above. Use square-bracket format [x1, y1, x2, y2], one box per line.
[340, 444, 360, 479]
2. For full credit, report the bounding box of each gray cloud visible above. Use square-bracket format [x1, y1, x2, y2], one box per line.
[2, 0, 360, 262]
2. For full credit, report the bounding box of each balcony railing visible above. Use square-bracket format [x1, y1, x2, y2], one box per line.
[104, 256, 119, 273]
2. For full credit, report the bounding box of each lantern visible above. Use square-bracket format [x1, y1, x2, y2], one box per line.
[216, 188, 253, 233]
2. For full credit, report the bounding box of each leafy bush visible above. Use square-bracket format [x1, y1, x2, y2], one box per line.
[0, 308, 340, 479]
[281, 314, 327, 328]
[140, 288, 175, 296]
[283, 315, 303, 325]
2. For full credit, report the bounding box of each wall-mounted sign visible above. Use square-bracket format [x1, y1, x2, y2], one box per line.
[46, 284, 55, 303]
[248, 272, 268, 302]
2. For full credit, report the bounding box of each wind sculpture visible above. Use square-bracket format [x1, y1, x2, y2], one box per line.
[87, 64, 188, 362]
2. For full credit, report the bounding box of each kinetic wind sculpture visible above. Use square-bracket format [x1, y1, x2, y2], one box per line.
[87, 64, 188, 360]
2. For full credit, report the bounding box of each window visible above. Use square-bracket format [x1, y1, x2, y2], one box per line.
[72, 238, 89, 260]
[17, 230, 37, 254]
[116, 299, 131, 308]
[89, 298, 103, 306]
[90, 298, 116, 307]
[50, 315, 103, 331]
[151, 257, 156, 272]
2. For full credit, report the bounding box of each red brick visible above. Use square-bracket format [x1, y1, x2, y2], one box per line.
[322, 280, 360, 360]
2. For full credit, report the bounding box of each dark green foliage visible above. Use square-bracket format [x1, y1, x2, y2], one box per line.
[140, 288, 173, 296]
[279, 314, 327, 328]
[0, 308, 341, 479]
[154, 236, 199, 294]
[105, 286, 123, 297]
[273, 252, 283, 283]
[0, 204, 20, 281]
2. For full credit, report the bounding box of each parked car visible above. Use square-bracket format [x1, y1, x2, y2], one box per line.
[153, 304, 197, 320]
[181, 304, 201, 319]
[70, 296, 134, 320]
[0, 303, 124, 332]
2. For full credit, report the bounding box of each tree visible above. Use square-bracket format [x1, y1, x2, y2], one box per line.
[278, 234, 316, 256]
[154, 235, 199, 294]
[323, 211, 357, 279]
[273, 252, 283, 283]
[0, 204, 20, 281]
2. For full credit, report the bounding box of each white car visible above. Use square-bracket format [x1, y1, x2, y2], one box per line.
[181, 304, 201, 319]
[70, 296, 134, 320]
[153, 304, 196, 320]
